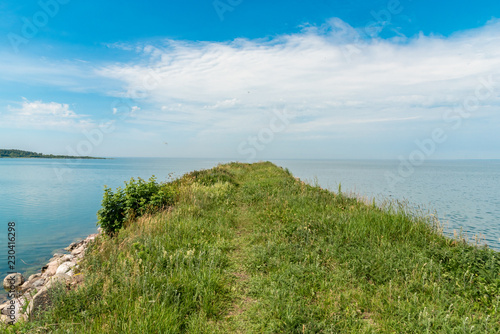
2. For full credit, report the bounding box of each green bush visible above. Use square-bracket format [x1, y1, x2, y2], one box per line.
[97, 176, 176, 234]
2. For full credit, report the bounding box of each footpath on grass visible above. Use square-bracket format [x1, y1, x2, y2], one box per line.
[3, 162, 499, 333]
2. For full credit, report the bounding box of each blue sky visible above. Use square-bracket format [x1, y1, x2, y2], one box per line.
[1, 0, 499, 159]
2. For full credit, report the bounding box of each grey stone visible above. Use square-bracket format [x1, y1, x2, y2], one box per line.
[71, 245, 85, 256]
[42, 260, 59, 277]
[28, 273, 70, 316]
[27, 273, 41, 282]
[60, 254, 75, 263]
[0, 297, 26, 322]
[45, 273, 71, 289]
[64, 242, 78, 251]
[29, 287, 51, 316]
[19, 281, 31, 292]
[3, 273, 24, 291]
[0, 301, 13, 315]
[31, 278, 45, 288]
[56, 262, 76, 276]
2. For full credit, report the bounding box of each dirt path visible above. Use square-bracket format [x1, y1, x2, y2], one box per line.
[217, 204, 257, 333]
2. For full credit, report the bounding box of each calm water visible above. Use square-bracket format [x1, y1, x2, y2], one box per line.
[273, 159, 500, 250]
[0, 158, 499, 298]
[0, 158, 233, 289]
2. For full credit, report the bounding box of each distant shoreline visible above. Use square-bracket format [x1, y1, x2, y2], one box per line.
[0, 157, 106, 159]
[0, 149, 106, 160]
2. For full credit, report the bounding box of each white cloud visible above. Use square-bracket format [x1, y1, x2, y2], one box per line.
[95, 19, 500, 141]
[2, 98, 94, 131]
[204, 98, 240, 110]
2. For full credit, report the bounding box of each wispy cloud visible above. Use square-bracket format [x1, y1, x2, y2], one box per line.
[95, 18, 500, 141]
[204, 98, 240, 110]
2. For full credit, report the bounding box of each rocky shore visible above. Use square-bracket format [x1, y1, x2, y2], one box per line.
[0, 231, 100, 324]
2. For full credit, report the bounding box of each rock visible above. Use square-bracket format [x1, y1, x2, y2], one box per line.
[15, 296, 29, 311]
[28, 273, 41, 282]
[29, 287, 50, 316]
[43, 254, 75, 277]
[19, 281, 32, 292]
[64, 241, 81, 251]
[31, 278, 45, 288]
[0, 301, 13, 315]
[61, 254, 75, 263]
[56, 262, 77, 276]
[42, 260, 59, 277]
[47, 254, 63, 264]
[1, 233, 99, 320]
[71, 245, 85, 256]
[3, 273, 24, 291]
[28, 273, 70, 317]
[27, 274, 70, 317]
[0, 297, 25, 322]
[45, 273, 71, 290]
[85, 234, 98, 243]
[60, 254, 75, 263]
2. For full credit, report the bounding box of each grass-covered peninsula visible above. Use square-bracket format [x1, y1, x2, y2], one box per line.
[0, 149, 105, 159]
[4, 162, 499, 333]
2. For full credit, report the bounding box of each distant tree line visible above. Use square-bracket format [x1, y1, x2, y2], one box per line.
[0, 149, 104, 159]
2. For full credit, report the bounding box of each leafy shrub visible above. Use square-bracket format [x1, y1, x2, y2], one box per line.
[97, 176, 176, 234]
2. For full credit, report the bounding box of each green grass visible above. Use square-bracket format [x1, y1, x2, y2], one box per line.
[4, 162, 499, 333]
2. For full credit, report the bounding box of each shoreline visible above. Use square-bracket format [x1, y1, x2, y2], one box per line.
[0, 230, 101, 324]
[0, 157, 107, 160]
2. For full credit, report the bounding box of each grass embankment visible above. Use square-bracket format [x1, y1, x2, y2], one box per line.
[6, 162, 500, 333]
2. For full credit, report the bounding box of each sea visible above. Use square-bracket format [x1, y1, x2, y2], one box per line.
[1, 158, 499, 300]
